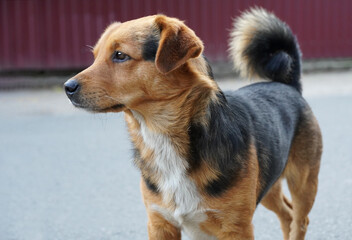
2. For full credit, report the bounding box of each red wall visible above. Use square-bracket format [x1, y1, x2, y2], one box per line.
[1, 0, 351, 71]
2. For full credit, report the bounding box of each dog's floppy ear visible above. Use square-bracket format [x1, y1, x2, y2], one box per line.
[154, 15, 204, 74]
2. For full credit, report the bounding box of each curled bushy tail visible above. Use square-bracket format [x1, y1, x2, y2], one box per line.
[229, 8, 302, 93]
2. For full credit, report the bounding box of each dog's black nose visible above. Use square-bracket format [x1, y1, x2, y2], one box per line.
[64, 79, 80, 95]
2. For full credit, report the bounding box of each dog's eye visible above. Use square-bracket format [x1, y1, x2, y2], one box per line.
[112, 51, 130, 63]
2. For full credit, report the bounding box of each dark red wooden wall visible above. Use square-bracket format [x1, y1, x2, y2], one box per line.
[1, 0, 351, 71]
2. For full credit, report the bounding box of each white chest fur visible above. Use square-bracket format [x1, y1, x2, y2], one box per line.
[132, 111, 200, 216]
[131, 111, 216, 239]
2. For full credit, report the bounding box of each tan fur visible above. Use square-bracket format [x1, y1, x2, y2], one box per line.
[189, 161, 220, 187]
[284, 111, 322, 240]
[261, 179, 294, 240]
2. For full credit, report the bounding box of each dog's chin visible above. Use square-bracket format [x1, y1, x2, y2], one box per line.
[70, 100, 125, 113]
[99, 103, 126, 113]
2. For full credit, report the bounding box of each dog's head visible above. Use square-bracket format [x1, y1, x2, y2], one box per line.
[64, 15, 208, 113]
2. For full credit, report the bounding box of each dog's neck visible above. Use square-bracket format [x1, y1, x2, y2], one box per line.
[124, 78, 219, 212]
[127, 75, 217, 138]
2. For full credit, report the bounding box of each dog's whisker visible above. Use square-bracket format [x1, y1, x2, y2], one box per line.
[86, 45, 94, 52]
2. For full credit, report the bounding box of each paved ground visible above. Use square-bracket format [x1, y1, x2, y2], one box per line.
[1, 71, 352, 239]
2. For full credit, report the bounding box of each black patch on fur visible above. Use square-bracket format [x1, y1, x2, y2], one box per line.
[133, 147, 141, 164]
[142, 34, 159, 61]
[243, 20, 302, 93]
[188, 91, 250, 197]
[133, 148, 159, 194]
[203, 55, 214, 80]
[205, 172, 239, 197]
[143, 177, 159, 194]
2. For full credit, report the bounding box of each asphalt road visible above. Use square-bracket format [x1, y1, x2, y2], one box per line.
[1, 71, 352, 240]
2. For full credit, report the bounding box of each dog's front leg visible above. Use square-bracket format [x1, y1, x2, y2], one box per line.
[140, 179, 181, 239]
[147, 211, 181, 240]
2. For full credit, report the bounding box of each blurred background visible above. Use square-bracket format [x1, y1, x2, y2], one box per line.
[1, 0, 352, 84]
[1, 1, 352, 240]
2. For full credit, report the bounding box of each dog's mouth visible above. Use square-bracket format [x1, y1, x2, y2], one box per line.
[70, 99, 125, 113]
[70, 99, 84, 108]
[101, 103, 126, 112]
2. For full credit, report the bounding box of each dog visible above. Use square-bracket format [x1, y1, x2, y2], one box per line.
[64, 8, 322, 240]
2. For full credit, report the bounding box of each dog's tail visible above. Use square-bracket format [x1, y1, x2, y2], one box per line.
[229, 8, 302, 93]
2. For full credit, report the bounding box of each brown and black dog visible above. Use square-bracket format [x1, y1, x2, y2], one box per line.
[64, 8, 322, 240]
